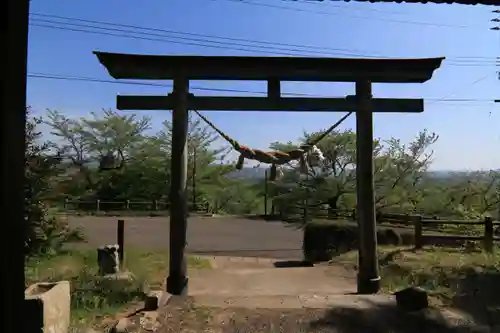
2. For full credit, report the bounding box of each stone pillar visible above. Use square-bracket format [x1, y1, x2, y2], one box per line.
[97, 245, 120, 275]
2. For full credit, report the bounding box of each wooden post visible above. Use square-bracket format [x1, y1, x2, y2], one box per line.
[166, 77, 189, 296]
[267, 79, 281, 100]
[117, 219, 125, 265]
[3, 0, 30, 332]
[484, 216, 494, 253]
[412, 215, 423, 250]
[355, 80, 381, 294]
[192, 148, 197, 211]
[264, 169, 268, 216]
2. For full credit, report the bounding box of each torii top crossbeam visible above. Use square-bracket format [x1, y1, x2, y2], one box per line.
[93, 51, 444, 83]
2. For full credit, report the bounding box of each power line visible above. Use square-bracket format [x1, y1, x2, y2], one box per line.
[29, 13, 395, 56]
[426, 74, 494, 107]
[31, 12, 499, 62]
[210, 0, 476, 29]
[28, 18, 500, 66]
[281, 0, 411, 16]
[492, 10, 500, 80]
[27, 72, 499, 103]
[29, 19, 377, 58]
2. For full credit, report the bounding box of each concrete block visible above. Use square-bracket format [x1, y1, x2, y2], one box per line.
[394, 286, 429, 312]
[25, 280, 71, 333]
[144, 290, 171, 311]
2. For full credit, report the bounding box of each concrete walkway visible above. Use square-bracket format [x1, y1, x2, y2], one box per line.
[188, 256, 394, 309]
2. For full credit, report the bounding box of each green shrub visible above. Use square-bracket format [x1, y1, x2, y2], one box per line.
[25, 110, 85, 256]
[302, 220, 407, 263]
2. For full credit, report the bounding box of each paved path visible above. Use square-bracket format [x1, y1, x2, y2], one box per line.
[186, 255, 395, 309]
[67, 215, 304, 258]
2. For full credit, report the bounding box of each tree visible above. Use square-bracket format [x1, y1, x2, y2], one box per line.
[45, 109, 151, 193]
[25, 108, 84, 256]
[267, 128, 440, 220]
[374, 130, 439, 213]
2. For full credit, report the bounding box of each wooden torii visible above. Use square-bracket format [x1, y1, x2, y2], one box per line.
[3, 0, 497, 331]
[93, 51, 443, 296]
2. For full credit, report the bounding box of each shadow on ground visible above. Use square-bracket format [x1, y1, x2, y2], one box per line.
[452, 271, 500, 327]
[309, 302, 487, 333]
[273, 260, 314, 268]
[159, 296, 488, 333]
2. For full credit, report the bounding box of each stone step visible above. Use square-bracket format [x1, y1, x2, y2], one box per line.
[192, 293, 395, 309]
[188, 266, 357, 297]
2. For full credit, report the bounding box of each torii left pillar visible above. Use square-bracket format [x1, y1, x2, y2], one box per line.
[166, 77, 190, 295]
[4, 0, 30, 332]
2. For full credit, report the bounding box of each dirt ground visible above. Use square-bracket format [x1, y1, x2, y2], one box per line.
[66, 215, 304, 259]
[119, 296, 482, 333]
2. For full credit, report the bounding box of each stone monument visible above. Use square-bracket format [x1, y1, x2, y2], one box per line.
[97, 244, 120, 275]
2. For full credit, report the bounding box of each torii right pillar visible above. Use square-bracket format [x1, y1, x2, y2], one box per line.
[355, 80, 381, 294]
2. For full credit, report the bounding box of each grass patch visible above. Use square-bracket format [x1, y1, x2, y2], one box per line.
[25, 248, 211, 328]
[331, 245, 500, 325]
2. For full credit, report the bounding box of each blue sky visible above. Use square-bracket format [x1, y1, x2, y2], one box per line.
[27, 0, 499, 170]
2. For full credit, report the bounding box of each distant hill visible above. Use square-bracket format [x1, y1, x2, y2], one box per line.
[224, 167, 494, 181]
[225, 167, 267, 181]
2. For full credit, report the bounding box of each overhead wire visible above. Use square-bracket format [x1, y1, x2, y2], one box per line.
[209, 0, 476, 29]
[29, 13, 500, 66]
[27, 72, 499, 103]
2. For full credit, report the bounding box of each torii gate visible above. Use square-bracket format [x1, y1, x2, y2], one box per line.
[2, 0, 498, 331]
[93, 51, 443, 295]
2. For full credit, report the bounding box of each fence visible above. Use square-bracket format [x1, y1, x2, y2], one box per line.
[62, 198, 210, 215]
[278, 205, 500, 253]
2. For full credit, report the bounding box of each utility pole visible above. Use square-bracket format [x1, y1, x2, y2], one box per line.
[192, 147, 197, 211]
[492, 10, 500, 80]
[264, 169, 268, 216]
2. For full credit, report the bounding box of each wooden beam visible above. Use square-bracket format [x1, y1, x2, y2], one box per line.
[267, 79, 281, 100]
[4, 0, 29, 332]
[166, 77, 189, 296]
[355, 80, 381, 295]
[94, 51, 445, 83]
[117, 95, 424, 113]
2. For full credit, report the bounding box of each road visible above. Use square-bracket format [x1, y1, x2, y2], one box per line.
[67, 215, 304, 259]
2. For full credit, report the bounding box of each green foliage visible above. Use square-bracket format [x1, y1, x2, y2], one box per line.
[268, 127, 499, 222]
[34, 107, 500, 222]
[302, 220, 407, 263]
[24, 109, 85, 256]
[42, 109, 263, 215]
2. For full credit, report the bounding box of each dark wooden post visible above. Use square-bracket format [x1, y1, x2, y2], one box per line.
[192, 148, 197, 211]
[117, 219, 125, 265]
[264, 169, 268, 216]
[412, 215, 423, 249]
[484, 216, 494, 253]
[3, 0, 30, 332]
[166, 77, 190, 296]
[355, 80, 381, 294]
